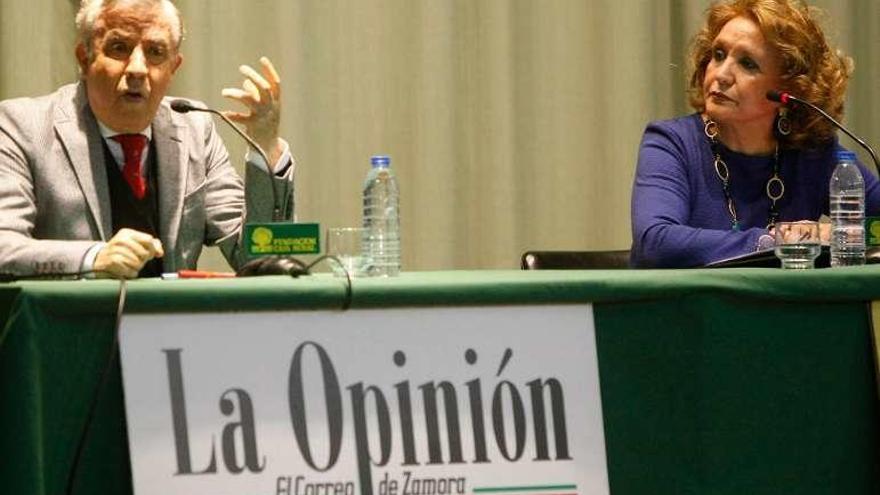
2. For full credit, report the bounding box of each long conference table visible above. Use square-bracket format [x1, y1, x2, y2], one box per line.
[0, 268, 878, 494]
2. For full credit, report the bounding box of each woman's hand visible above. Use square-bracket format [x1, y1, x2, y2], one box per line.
[773, 220, 826, 245]
[819, 221, 831, 244]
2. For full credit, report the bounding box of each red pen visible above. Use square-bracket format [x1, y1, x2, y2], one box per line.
[176, 269, 236, 279]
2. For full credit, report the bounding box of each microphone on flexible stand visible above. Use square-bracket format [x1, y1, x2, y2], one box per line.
[766, 89, 880, 170]
[170, 99, 281, 221]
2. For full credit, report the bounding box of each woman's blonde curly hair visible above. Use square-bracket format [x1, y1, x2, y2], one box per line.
[687, 0, 853, 150]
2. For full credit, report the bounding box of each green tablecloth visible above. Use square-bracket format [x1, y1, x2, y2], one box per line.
[1, 269, 878, 494]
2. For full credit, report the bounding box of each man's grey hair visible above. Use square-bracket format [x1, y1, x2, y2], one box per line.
[75, 0, 185, 56]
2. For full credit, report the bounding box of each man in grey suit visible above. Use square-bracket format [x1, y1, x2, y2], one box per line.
[0, 0, 294, 278]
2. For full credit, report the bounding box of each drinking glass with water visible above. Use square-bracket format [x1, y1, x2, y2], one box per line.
[774, 221, 821, 269]
[326, 227, 368, 277]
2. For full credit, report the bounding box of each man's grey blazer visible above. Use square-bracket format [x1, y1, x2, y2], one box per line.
[0, 82, 294, 276]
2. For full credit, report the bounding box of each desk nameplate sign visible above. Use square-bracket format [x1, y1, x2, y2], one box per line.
[866, 217, 880, 246]
[245, 222, 320, 255]
[119, 305, 609, 495]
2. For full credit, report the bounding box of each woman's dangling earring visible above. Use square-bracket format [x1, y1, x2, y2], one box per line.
[776, 107, 791, 136]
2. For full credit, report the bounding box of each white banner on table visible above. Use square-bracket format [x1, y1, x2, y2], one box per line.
[119, 305, 609, 495]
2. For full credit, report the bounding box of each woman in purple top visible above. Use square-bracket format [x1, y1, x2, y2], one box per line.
[630, 0, 880, 268]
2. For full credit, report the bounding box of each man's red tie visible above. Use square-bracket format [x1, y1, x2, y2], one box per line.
[112, 134, 148, 199]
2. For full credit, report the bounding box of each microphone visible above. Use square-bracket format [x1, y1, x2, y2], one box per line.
[170, 99, 281, 221]
[766, 90, 879, 170]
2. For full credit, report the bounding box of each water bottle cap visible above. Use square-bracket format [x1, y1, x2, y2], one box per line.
[836, 150, 857, 162]
[371, 155, 391, 168]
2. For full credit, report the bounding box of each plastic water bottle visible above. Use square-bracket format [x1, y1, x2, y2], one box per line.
[829, 150, 865, 266]
[363, 155, 400, 276]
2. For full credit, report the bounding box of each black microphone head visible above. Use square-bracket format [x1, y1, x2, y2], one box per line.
[170, 99, 195, 113]
[766, 90, 788, 103]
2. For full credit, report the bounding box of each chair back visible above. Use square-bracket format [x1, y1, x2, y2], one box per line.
[521, 250, 631, 270]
